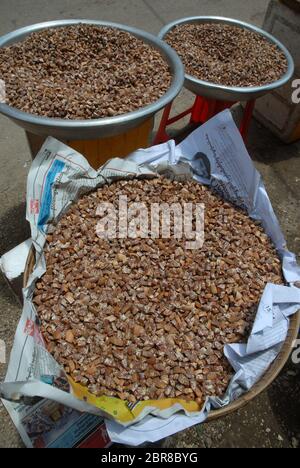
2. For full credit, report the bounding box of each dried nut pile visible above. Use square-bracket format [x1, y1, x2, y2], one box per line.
[165, 23, 288, 87]
[35, 178, 283, 404]
[0, 25, 171, 119]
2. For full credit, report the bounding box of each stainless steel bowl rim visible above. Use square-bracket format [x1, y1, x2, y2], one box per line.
[158, 16, 295, 98]
[0, 19, 185, 130]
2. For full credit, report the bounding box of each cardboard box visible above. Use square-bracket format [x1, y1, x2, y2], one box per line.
[254, 0, 300, 142]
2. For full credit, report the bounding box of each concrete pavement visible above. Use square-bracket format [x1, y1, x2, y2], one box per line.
[0, 0, 299, 448]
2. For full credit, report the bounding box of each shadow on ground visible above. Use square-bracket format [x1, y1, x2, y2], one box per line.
[248, 120, 300, 165]
[0, 202, 30, 257]
[268, 359, 300, 446]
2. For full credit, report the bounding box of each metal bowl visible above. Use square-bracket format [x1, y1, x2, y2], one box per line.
[0, 20, 184, 140]
[159, 16, 295, 102]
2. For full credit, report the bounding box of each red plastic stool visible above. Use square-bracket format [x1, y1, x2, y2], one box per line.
[154, 96, 256, 145]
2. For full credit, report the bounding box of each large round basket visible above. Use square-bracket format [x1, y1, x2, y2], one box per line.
[24, 247, 300, 421]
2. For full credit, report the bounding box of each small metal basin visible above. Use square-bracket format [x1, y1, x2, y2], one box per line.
[159, 16, 294, 102]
